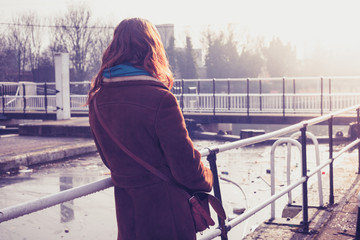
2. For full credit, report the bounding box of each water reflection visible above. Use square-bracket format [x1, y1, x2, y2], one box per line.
[60, 176, 74, 223]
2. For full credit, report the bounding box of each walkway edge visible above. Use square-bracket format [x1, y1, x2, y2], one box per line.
[0, 142, 97, 173]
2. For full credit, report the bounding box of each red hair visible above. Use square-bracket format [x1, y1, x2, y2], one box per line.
[87, 18, 173, 103]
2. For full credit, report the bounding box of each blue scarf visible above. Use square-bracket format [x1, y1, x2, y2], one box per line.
[102, 63, 151, 78]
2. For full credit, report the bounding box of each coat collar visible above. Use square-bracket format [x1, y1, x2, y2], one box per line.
[100, 78, 169, 90]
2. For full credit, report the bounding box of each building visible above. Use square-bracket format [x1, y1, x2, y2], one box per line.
[156, 24, 174, 49]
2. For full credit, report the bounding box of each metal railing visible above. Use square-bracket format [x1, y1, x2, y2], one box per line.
[1, 103, 360, 239]
[2, 77, 360, 116]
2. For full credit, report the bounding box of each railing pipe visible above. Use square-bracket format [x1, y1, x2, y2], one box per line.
[0, 177, 113, 223]
[270, 138, 302, 219]
[333, 138, 360, 160]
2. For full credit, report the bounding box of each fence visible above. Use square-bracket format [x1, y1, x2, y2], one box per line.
[1, 102, 360, 239]
[2, 77, 360, 116]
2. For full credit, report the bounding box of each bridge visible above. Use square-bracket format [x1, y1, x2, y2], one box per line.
[1, 76, 360, 124]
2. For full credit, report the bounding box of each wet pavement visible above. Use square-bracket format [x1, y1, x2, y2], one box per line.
[1, 117, 360, 239]
[0, 152, 117, 240]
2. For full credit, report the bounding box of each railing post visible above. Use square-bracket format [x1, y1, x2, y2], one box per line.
[227, 79, 230, 111]
[197, 79, 201, 110]
[282, 77, 285, 117]
[181, 79, 184, 112]
[357, 108, 360, 174]
[320, 77, 324, 115]
[1, 85, 4, 114]
[293, 79, 296, 112]
[206, 148, 227, 240]
[259, 79, 262, 111]
[246, 78, 250, 117]
[329, 78, 332, 112]
[44, 82, 48, 116]
[328, 116, 335, 205]
[213, 78, 216, 116]
[356, 192, 360, 239]
[300, 125, 309, 233]
[22, 83, 26, 115]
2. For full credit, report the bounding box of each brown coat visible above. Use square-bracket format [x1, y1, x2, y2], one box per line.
[89, 79, 213, 240]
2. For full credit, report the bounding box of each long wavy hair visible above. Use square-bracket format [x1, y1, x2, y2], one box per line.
[87, 18, 173, 104]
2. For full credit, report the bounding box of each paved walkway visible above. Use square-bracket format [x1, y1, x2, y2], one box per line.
[0, 117, 95, 173]
[1, 117, 360, 239]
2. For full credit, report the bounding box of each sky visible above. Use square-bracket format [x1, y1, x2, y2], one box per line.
[1, 0, 360, 59]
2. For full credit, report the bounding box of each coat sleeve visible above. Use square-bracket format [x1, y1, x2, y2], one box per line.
[155, 91, 213, 192]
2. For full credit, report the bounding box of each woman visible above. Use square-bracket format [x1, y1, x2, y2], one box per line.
[87, 18, 213, 240]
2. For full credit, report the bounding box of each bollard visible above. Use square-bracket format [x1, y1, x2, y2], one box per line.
[356, 192, 360, 239]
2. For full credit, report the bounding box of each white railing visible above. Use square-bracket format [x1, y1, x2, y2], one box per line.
[1, 77, 360, 115]
[1, 103, 360, 240]
[178, 93, 360, 114]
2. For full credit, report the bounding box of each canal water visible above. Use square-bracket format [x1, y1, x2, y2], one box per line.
[0, 138, 356, 240]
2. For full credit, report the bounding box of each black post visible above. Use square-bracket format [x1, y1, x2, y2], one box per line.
[227, 79, 230, 111]
[320, 77, 323, 115]
[181, 79, 184, 112]
[329, 117, 334, 205]
[22, 83, 26, 115]
[329, 78, 332, 112]
[246, 78, 250, 117]
[198, 80, 201, 109]
[356, 196, 360, 239]
[213, 78, 216, 116]
[1, 85, 5, 114]
[293, 79, 296, 111]
[282, 77, 285, 117]
[357, 108, 360, 174]
[44, 82, 48, 115]
[206, 148, 227, 240]
[259, 79, 262, 111]
[300, 126, 309, 233]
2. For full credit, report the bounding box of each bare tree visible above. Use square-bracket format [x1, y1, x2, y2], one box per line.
[86, 23, 113, 80]
[7, 15, 30, 82]
[26, 13, 42, 71]
[50, 4, 97, 82]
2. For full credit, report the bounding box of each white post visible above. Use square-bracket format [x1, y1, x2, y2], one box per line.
[54, 53, 70, 120]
